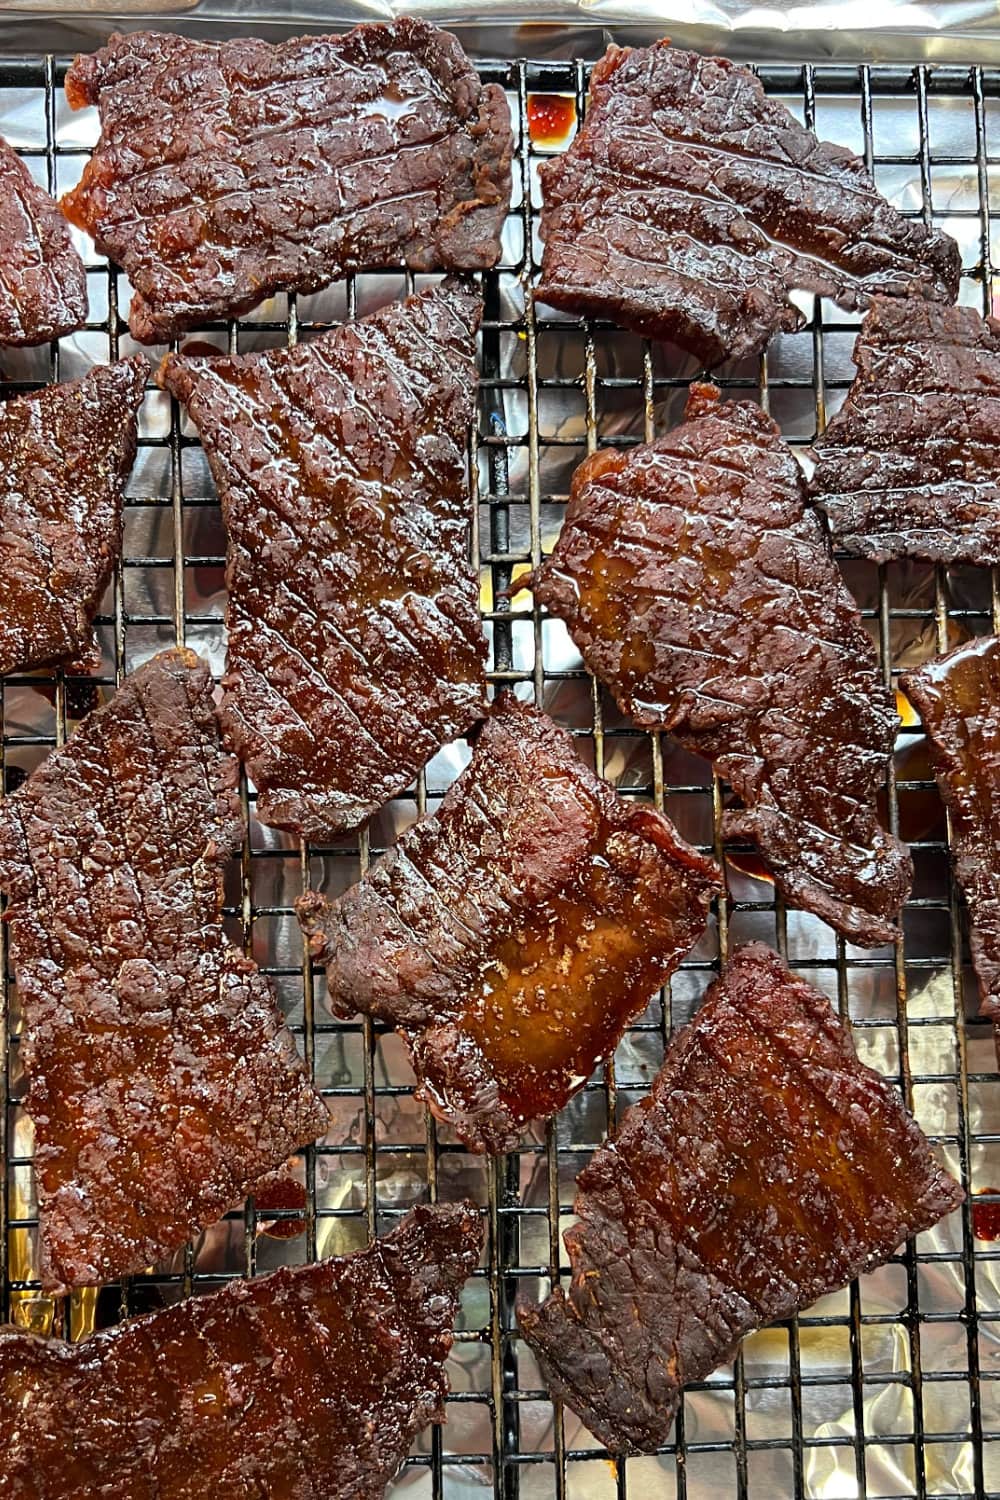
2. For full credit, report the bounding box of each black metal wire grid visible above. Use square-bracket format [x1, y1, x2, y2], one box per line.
[0, 45, 999, 1500]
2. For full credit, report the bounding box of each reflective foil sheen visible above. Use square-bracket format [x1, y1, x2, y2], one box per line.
[0, 25, 998, 1500]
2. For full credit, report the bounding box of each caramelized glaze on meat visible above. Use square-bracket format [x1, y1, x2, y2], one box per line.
[0, 650, 328, 1291]
[298, 694, 720, 1153]
[903, 638, 1000, 1042]
[0, 1201, 483, 1499]
[62, 22, 512, 343]
[518, 943, 963, 1452]
[536, 43, 960, 366]
[527, 383, 911, 947]
[159, 281, 487, 842]
[0, 134, 87, 346]
[0, 358, 146, 676]
[810, 297, 1000, 564]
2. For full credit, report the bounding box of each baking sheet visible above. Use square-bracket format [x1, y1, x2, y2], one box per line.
[0, 26, 998, 1500]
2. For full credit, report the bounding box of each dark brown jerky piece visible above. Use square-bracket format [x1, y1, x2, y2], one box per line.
[0, 1201, 483, 1500]
[537, 43, 960, 367]
[902, 638, 1000, 1057]
[518, 943, 963, 1452]
[62, 22, 512, 343]
[0, 649, 328, 1291]
[159, 280, 487, 843]
[527, 382, 911, 948]
[0, 134, 87, 346]
[530, 381, 917, 942]
[0, 358, 146, 677]
[810, 297, 1000, 565]
[298, 694, 720, 1154]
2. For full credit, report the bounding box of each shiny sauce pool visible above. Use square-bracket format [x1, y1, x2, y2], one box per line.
[528, 94, 576, 148]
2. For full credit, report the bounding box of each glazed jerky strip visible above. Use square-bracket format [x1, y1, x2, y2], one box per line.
[519, 943, 963, 1452]
[810, 297, 1000, 566]
[0, 133, 87, 346]
[0, 358, 147, 676]
[0, 649, 328, 1291]
[298, 693, 720, 1154]
[537, 42, 959, 367]
[527, 382, 911, 947]
[0, 1202, 483, 1500]
[63, 20, 512, 342]
[159, 280, 487, 843]
[903, 637, 1000, 1053]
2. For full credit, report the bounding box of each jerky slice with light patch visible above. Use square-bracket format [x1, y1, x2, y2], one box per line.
[298, 692, 720, 1154]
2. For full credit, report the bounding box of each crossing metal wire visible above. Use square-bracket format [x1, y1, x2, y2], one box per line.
[0, 44, 999, 1500]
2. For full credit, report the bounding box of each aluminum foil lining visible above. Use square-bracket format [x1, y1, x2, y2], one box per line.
[0, 22, 998, 1500]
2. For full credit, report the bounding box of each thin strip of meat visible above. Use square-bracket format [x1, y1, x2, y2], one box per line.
[298, 693, 721, 1155]
[0, 134, 87, 346]
[0, 357, 147, 677]
[536, 42, 960, 367]
[902, 637, 1000, 1059]
[0, 1201, 483, 1500]
[525, 382, 912, 948]
[518, 942, 963, 1453]
[0, 649, 329, 1292]
[810, 297, 1000, 565]
[159, 280, 488, 843]
[62, 22, 512, 343]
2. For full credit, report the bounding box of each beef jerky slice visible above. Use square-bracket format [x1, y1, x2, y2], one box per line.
[527, 383, 911, 948]
[62, 22, 512, 343]
[0, 649, 329, 1291]
[537, 43, 960, 367]
[903, 638, 1000, 1053]
[519, 942, 963, 1452]
[810, 297, 1000, 565]
[0, 1201, 483, 1500]
[0, 358, 146, 676]
[159, 281, 487, 842]
[298, 694, 721, 1154]
[0, 134, 87, 346]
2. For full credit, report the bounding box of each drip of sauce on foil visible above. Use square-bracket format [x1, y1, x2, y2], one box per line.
[973, 1189, 1000, 1242]
[527, 94, 576, 148]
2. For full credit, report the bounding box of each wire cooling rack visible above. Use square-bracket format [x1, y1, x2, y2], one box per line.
[1, 45, 999, 1500]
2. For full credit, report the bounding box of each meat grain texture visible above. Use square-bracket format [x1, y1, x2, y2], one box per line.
[903, 637, 1000, 1061]
[527, 382, 911, 948]
[0, 650, 329, 1291]
[0, 134, 87, 346]
[537, 43, 960, 366]
[160, 280, 488, 842]
[518, 943, 964, 1452]
[0, 1202, 483, 1499]
[62, 21, 512, 342]
[0, 358, 147, 676]
[298, 694, 721, 1154]
[810, 297, 1000, 565]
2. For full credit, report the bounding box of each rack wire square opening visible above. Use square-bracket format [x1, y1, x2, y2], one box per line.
[0, 44, 998, 1500]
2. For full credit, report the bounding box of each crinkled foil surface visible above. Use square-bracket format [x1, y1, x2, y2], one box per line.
[0, 8, 999, 1499]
